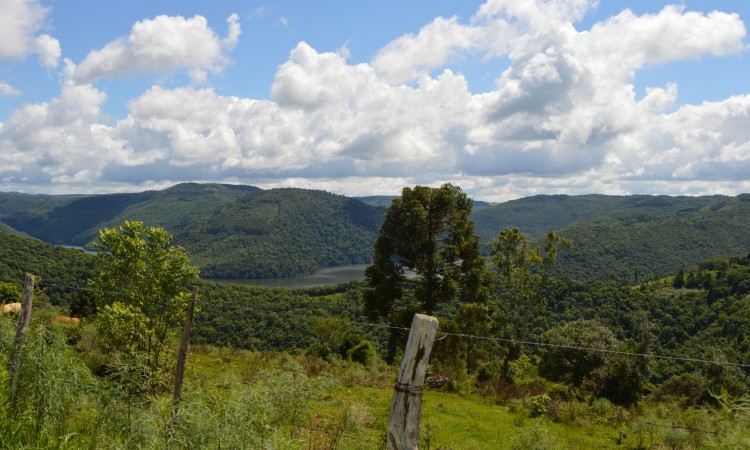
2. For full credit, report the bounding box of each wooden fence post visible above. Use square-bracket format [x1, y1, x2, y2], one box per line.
[387, 313, 439, 450]
[7, 272, 34, 410]
[173, 286, 198, 410]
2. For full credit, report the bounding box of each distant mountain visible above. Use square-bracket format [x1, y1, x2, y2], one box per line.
[3, 183, 259, 246]
[554, 194, 750, 281]
[471, 194, 724, 242]
[1, 184, 383, 279]
[0, 191, 81, 216]
[2, 185, 749, 282]
[356, 195, 491, 210]
[0, 231, 96, 306]
[180, 188, 384, 278]
[355, 196, 397, 208]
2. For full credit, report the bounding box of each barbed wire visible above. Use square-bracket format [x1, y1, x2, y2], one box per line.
[4, 277, 750, 369]
[3, 274, 743, 443]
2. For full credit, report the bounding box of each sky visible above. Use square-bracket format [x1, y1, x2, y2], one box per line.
[0, 0, 749, 201]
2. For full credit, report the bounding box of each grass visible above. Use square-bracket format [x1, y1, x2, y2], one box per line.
[3, 318, 748, 450]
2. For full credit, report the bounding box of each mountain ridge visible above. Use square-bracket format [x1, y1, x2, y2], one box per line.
[2, 184, 748, 281]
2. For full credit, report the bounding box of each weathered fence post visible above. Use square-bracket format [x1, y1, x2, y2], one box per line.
[173, 286, 198, 412]
[387, 313, 439, 450]
[7, 272, 34, 410]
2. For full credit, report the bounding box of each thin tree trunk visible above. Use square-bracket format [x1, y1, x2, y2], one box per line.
[173, 286, 198, 405]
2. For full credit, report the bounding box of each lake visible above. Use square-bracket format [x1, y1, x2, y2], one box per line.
[208, 264, 370, 289]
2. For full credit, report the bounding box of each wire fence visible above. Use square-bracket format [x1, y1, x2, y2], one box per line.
[3, 276, 749, 370]
[2, 274, 749, 442]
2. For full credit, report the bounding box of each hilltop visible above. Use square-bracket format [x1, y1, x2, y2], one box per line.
[2, 184, 749, 281]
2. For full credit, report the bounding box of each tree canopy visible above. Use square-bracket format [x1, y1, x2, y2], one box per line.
[364, 184, 489, 318]
[90, 221, 199, 380]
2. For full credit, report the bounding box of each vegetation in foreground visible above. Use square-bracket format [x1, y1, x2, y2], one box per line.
[1, 183, 750, 448]
[2, 311, 750, 449]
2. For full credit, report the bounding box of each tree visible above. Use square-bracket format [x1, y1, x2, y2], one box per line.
[90, 221, 199, 382]
[364, 184, 489, 319]
[490, 227, 570, 378]
[539, 319, 618, 387]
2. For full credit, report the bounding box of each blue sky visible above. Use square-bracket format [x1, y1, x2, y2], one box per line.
[1, 0, 749, 200]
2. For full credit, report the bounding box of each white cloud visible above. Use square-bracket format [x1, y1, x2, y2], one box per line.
[73, 14, 241, 84]
[223, 13, 241, 49]
[0, 0, 60, 69]
[0, 0, 47, 59]
[33, 34, 61, 68]
[1, 1, 749, 201]
[0, 81, 21, 96]
[373, 16, 485, 85]
[0, 80, 125, 184]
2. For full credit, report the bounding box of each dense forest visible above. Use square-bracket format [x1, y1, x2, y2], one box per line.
[3, 184, 749, 282]
[1, 205, 750, 447]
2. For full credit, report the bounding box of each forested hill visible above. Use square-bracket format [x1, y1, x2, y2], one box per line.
[2, 183, 260, 246]
[1, 184, 385, 279]
[2, 184, 750, 281]
[0, 232, 96, 305]
[178, 188, 384, 278]
[472, 193, 725, 242]
[554, 194, 750, 281]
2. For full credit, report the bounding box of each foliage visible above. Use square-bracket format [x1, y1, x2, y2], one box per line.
[181, 188, 384, 278]
[0, 232, 96, 307]
[555, 196, 750, 281]
[364, 183, 489, 319]
[0, 281, 21, 304]
[90, 221, 199, 382]
[539, 319, 619, 387]
[490, 227, 569, 377]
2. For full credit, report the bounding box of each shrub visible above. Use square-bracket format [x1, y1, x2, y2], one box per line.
[528, 394, 551, 418]
[346, 340, 377, 366]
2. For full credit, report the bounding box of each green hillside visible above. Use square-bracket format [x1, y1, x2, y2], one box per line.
[0, 184, 383, 279]
[2, 183, 259, 246]
[3, 185, 749, 281]
[0, 231, 96, 305]
[178, 188, 384, 278]
[0, 192, 80, 217]
[554, 194, 750, 281]
[472, 194, 723, 242]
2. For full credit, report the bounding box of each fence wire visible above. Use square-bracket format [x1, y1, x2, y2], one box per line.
[3, 276, 749, 370]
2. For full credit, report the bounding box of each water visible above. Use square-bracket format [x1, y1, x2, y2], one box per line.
[208, 264, 370, 289]
[61, 245, 97, 255]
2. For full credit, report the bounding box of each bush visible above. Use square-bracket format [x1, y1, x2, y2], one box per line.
[346, 340, 377, 366]
[511, 422, 564, 450]
[528, 394, 551, 418]
[655, 373, 709, 406]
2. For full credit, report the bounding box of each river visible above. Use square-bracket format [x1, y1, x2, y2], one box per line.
[64, 242, 377, 289]
[207, 264, 370, 289]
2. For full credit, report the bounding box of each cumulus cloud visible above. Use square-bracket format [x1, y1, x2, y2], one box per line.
[0, 80, 125, 185]
[0, 0, 60, 71]
[0, 81, 21, 96]
[33, 34, 61, 68]
[72, 14, 240, 84]
[1, 1, 749, 200]
[0, 0, 47, 59]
